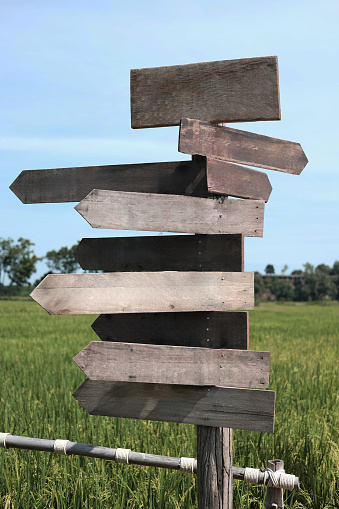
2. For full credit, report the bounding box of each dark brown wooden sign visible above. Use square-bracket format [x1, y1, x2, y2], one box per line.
[92, 311, 249, 350]
[179, 118, 308, 174]
[73, 341, 270, 388]
[30, 272, 254, 315]
[75, 190, 265, 236]
[73, 379, 275, 432]
[9, 159, 207, 204]
[75, 234, 243, 272]
[206, 159, 272, 202]
[130, 56, 280, 128]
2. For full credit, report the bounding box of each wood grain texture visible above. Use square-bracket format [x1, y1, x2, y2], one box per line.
[179, 118, 308, 174]
[30, 272, 254, 315]
[75, 190, 265, 237]
[75, 234, 243, 272]
[92, 311, 249, 349]
[9, 159, 207, 204]
[197, 426, 233, 508]
[130, 56, 280, 128]
[73, 379, 275, 432]
[206, 158, 272, 202]
[73, 341, 270, 388]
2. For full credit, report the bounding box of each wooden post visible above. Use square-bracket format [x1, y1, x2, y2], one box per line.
[196, 123, 233, 509]
[197, 426, 233, 508]
[265, 459, 284, 509]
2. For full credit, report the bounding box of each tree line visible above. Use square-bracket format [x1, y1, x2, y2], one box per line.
[255, 262, 339, 302]
[1, 237, 339, 301]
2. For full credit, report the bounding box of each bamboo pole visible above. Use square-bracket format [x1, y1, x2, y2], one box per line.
[0, 433, 299, 491]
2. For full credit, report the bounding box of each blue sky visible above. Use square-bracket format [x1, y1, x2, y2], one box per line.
[1, 0, 338, 281]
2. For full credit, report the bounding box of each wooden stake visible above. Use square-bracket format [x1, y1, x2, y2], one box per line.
[197, 426, 233, 508]
[265, 459, 284, 508]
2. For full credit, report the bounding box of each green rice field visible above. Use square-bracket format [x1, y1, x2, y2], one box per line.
[0, 300, 338, 508]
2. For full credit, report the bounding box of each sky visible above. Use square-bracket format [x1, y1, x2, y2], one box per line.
[1, 0, 338, 282]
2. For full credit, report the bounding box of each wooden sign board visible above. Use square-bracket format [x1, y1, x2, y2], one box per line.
[73, 379, 275, 433]
[30, 272, 254, 315]
[130, 56, 280, 128]
[179, 118, 308, 174]
[206, 159, 272, 202]
[92, 311, 249, 350]
[74, 341, 270, 388]
[75, 190, 265, 237]
[9, 159, 207, 204]
[75, 234, 244, 272]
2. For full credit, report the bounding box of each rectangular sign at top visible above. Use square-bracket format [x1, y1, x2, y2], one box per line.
[130, 56, 280, 128]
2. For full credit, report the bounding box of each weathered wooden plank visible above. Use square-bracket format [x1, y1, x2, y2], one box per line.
[92, 311, 249, 349]
[75, 234, 243, 272]
[206, 158, 272, 202]
[73, 342, 270, 388]
[75, 190, 265, 237]
[130, 56, 280, 128]
[179, 118, 308, 174]
[9, 159, 207, 204]
[30, 272, 254, 315]
[73, 380, 275, 432]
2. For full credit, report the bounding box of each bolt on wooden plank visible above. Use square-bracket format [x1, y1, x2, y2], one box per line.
[179, 118, 308, 174]
[92, 311, 249, 350]
[131, 56, 280, 128]
[73, 380, 275, 433]
[30, 272, 254, 315]
[9, 159, 207, 204]
[75, 234, 244, 272]
[75, 190, 265, 236]
[74, 341, 270, 388]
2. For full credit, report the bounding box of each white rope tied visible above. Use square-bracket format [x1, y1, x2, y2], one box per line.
[265, 468, 296, 491]
[244, 467, 260, 484]
[244, 467, 296, 491]
[54, 439, 69, 455]
[115, 448, 131, 464]
[179, 457, 195, 474]
[0, 433, 10, 449]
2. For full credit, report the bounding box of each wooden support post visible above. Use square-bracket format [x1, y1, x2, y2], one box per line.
[197, 426, 233, 508]
[265, 459, 284, 509]
[195, 123, 233, 509]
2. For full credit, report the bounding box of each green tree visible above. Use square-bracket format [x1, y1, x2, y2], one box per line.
[281, 264, 289, 274]
[271, 278, 294, 301]
[316, 263, 331, 275]
[265, 264, 275, 275]
[4, 237, 40, 286]
[0, 238, 13, 286]
[330, 261, 339, 275]
[45, 243, 80, 273]
[254, 271, 265, 298]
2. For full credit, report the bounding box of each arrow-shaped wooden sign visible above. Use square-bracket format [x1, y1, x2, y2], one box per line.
[74, 341, 270, 388]
[92, 311, 249, 349]
[75, 234, 243, 272]
[9, 159, 207, 204]
[179, 118, 308, 174]
[73, 379, 275, 432]
[30, 272, 254, 315]
[130, 56, 280, 128]
[75, 190, 265, 236]
[206, 159, 272, 202]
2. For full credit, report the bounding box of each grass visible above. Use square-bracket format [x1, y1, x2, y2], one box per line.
[0, 301, 338, 508]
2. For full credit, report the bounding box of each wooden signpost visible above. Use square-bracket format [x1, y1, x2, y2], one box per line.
[10, 55, 307, 508]
[179, 118, 308, 174]
[74, 189, 265, 236]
